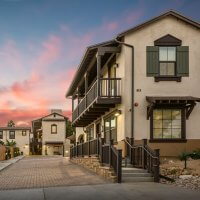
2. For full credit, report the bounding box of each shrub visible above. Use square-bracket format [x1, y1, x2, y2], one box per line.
[179, 149, 200, 161]
[179, 152, 191, 161]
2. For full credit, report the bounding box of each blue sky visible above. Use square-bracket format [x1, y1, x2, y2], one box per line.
[0, 0, 199, 126]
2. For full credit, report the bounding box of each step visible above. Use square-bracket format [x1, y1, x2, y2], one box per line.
[122, 173, 152, 177]
[122, 164, 133, 168]
[122, 168, 148, 173]
[122, 177, 154, 182]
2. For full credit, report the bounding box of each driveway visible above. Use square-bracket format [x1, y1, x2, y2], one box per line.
[0, 156, 107, 190]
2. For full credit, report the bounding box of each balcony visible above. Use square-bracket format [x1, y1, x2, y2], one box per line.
[72, 78, 121, 126]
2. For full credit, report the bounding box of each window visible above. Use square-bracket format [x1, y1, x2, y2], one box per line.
[22, 131, 26, 136]
[159, 47, 176, 76]
[151, 108, 184, 140]
[0, 131, 3, 139]
[104, 115, 117, 143]
[86, 125, 94, 141]
[9, 131, 15, 139]
[51, 124, 57, 134]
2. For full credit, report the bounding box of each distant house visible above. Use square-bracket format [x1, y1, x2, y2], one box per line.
[66, 10, 200, 157]
[31, 109, 70, 156]
[0, 126, 31, 156]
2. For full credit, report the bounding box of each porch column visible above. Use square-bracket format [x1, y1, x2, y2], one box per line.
[96, 54, 101, 97]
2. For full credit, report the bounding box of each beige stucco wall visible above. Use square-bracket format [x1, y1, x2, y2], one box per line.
[122, 15, 200, 141]
[1, 129, 30, 156]
[42, 113, 66, 155]
[73, 15, 200, 158]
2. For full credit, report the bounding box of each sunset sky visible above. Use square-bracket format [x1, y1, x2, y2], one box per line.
[0, 0, 199, 126]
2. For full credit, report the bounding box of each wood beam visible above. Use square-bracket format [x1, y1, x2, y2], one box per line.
[98, 47, 121, 56]
[186, 103, 196, 119]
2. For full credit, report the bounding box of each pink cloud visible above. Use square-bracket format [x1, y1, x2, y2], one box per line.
[32, 35, 61, 72]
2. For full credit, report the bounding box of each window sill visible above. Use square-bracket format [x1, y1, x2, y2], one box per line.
[149, 139, 187, 143]
[154, 76, 182, 82]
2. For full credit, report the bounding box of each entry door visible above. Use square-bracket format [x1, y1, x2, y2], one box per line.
[96, 123, 101, 138]
[104, 115, 117, 144]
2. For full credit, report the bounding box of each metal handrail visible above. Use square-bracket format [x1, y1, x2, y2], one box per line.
[124, 139, 158, 160]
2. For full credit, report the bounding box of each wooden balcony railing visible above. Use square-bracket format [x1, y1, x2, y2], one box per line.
[72, 78, 121, 122]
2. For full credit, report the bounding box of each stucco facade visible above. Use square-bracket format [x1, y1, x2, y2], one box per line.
[69, 11, 200, 157]
[32, 110, 71, 156]
[0, 127, 31, 156]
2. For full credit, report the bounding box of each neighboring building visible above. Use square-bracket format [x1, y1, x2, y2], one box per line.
[31, 109, 70, 156]
[0, 127, 31, 156]
[66, 10, 200, 157]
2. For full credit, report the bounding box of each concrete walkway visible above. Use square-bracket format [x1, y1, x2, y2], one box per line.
[0, 156, 24, 172]
[0, 183, 199, 200]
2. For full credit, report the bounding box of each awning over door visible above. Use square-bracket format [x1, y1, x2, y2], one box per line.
[45, 141, 63, 145]
[146, 96, 200, 119]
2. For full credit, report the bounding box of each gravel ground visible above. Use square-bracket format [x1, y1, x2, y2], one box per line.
[160, 158, 200, 191]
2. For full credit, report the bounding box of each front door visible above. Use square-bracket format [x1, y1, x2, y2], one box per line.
[104, 115, 117, 144]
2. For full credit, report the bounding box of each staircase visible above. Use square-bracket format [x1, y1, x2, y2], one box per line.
[121, 158, 154, 182]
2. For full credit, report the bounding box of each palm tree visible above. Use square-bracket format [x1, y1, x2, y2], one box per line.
[7, 120, 15, 127]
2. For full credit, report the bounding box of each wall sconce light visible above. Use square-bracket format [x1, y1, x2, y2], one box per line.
[113, 63, 119, 68]
[115, 109, 121, 117]
[65, 150, 69, 153]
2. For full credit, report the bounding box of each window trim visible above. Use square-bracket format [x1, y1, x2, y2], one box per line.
[0, 131, 3, 139]
[150, 105, 186, 143]
[9, 131, 15, 139]
[51, 124, 57, 134]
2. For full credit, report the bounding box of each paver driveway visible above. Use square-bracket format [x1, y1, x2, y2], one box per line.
[0, 156, 107, 190]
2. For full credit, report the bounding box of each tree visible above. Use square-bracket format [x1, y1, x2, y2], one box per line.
[5, 140, 16, 147]
[65, 118, 74, 138]
[7, 120, 15, 127]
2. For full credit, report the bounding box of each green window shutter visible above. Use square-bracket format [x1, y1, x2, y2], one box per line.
[177, 46, 189, 77]
[146, 46, 159, 77]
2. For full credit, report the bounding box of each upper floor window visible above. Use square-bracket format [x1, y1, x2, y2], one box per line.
[0, 131, 3, 139]
[9, 131, 15, 139]
[146, 34, 189, 80]
[159, 47, 176, 76]
[22, 131, 26, 136]
[51, 124, 57, 134]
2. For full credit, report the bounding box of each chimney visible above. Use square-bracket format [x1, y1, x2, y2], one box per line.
[51, 109, 62, 114]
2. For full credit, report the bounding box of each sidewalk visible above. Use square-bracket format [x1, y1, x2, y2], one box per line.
[0, 156, 24, 172]
[0, 183, 200, 200]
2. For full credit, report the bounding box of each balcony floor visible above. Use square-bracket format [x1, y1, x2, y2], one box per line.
[72, 96, 121, 127]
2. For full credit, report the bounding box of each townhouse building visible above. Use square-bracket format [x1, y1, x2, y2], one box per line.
[31, 109, 70, 156]
[66, 10, 200, 157]
[0, 126, 31, 156]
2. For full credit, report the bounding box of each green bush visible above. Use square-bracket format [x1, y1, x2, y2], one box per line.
[179, 149, 200, 161]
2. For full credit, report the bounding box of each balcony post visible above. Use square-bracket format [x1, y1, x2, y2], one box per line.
[77, 88, 80, 115]
[97, 54, 101, 97]
[84, 73, 88, 108]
